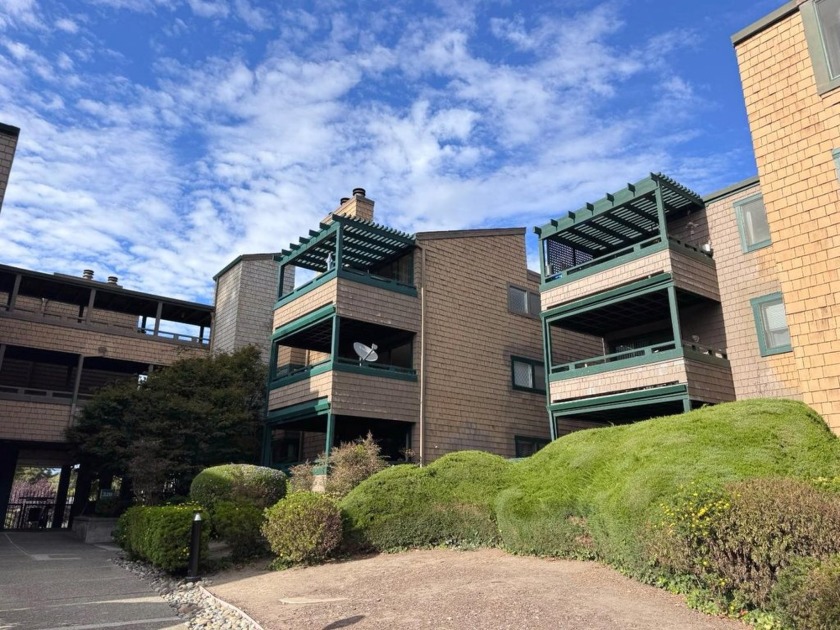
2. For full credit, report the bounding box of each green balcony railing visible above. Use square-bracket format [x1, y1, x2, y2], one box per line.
[544, 235, 714, 287]
[549, 339, 729, 382]
[269, 357, 417, 390]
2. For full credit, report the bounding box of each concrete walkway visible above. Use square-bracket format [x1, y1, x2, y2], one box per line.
[0, 531, 185, 630]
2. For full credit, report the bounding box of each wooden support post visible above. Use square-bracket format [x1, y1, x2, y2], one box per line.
[325, 412, 335, 459]
[84, 289, 96, 324]
[153, 301, 163, 335]
[51, 465, 72, 529]
[70, 355, 85, 421]
[7, 274, 21, 311]
[654, 184, 667, 239]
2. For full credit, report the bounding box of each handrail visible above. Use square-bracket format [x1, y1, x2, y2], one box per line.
[681, 340, 728, 360]
[545, 233, 714, 283]
[274, 359, 330, 379]
[0, 385, 93, 401]
[333, 356, 417, 375]
[0, 306, 209, 345]
[547, 235, 664, 281]
[340, 267, 415, 289]
[550, 338, 729, 376]
[551, 341, 678, 374]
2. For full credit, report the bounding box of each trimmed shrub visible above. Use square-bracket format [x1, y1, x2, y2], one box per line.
[189, 464, 286, 510]
[262, 492, 342, 564]
[115, 504, 209, 572]
[212, 500, 267, 561]
[324, 433, 387, 498]
[341, 451, 512, 551]
[772, 555, 840, 629]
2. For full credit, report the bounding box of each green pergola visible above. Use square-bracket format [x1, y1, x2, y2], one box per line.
[534, 173, 704, 279]
[277, 215, 415, 273]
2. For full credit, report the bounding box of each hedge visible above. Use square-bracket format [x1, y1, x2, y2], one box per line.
[115, 504, 210, 572]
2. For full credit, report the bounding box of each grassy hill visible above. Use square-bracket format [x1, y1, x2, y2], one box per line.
[343, 399, 840, 566]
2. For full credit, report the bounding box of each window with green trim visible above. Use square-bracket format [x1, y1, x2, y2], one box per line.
[511, 356, 545, 393]
[735, 194, 771, 252]
[815, 0, 840, 79]
[508, 285, 540, 317]
[515, 435, 550, 458]
[751, 293, 792, 356]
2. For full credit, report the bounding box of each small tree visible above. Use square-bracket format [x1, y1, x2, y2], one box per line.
[67, 346, 266, 504]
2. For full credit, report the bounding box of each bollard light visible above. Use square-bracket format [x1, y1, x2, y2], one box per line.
[186, 511, 202, 583]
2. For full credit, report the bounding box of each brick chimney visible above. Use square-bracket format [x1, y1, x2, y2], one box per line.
[322, 187, 375, 224]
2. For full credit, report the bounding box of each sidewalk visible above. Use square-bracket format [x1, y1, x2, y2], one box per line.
[0, 530, 185, 630]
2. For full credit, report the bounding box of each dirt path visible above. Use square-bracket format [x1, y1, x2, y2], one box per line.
[206, 548, 747, 630]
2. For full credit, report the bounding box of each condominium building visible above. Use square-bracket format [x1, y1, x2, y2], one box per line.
[263, 190, 550, 465]
[0, 264, 213, 527]
[729, 0, 840, 434]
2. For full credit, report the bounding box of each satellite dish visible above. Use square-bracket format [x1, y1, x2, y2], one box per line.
[353, 342, 379, 363]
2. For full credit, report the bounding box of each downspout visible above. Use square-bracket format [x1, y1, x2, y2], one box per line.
[418, 245, 427, 466]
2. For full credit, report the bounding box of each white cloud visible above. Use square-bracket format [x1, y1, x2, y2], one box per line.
[0, 1, 737, 305]
[55, 17, 78, 33]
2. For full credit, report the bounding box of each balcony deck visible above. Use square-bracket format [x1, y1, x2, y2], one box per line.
[267, 360, 419, 423]
[273, 273, 420, 332]
[548, 341, 735, 406]
[541, 237, 719, 310]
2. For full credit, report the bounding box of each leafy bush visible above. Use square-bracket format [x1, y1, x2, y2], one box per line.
[190, 464, 286, 510]
[288, 461, 315, 493]
[650, 477, 840, 609]
[212, 500, 267, 561]
[707, 478, 840, 606]
[772, 555, 840, 629]
[324, 433, 387, 498]
[115, 504, 209, 572]
[262, 492, 342, 564]
[341, 451, 512, 551]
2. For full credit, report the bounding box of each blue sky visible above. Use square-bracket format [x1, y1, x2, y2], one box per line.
[0, 0, 781, 303]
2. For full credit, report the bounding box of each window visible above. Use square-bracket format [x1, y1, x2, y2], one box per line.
[816, 0, 840, 77]
[751, 293, 792, 356]
[508, 285, 541, 317]
[511, 356, 546, 393]
[514, 436, 550, 458]
[734, 194, 771, 252]
[802, 0, 840, 94]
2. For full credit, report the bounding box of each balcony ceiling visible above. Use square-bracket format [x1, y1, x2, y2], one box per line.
[552, 288, 707, 337]
[279, 317, 414, 355]
[536, 173, 704, 253]
[0, 265, 212, 325]
[277, 215, 415, 273]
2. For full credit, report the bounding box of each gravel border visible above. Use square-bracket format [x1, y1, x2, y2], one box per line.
[113, 556, 263, 629]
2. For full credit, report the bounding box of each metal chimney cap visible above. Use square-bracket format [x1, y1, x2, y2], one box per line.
[352, 187, 366, 198]
[82, 269, 94, 280]
[340, 197, 350, 204]
[107, 276, 118, 284]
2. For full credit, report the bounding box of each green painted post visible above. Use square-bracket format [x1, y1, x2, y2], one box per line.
[335, 223, 344, 270]
[682, 398, 692, 413]
[667, 284, 683, 348]
[542, 316, 557, 441]
[325, 412, 335, 459]
[654, 182, 667, 240]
